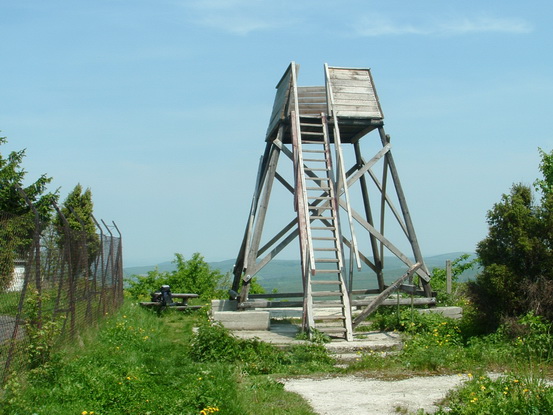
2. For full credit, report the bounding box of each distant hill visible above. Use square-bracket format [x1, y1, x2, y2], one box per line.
[123, 252, 478, 293]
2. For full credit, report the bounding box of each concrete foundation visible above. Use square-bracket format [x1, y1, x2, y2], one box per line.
[210, 299, 238, 312]
[212, 310, 270, 330]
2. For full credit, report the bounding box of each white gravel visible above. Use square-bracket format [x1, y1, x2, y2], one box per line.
[283, 374, 472, 414]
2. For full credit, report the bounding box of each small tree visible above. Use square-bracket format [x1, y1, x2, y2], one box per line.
[53, 184, 100, 276]
[126, 253, 228, 301]
[0, 136, 57, 290]
[469, 149, 553, 331]
[166, 253, 227, 300]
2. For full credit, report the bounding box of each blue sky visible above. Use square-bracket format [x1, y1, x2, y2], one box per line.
[1, 1, 551, 266]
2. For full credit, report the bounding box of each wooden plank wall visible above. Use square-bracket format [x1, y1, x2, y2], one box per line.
[327, 67, 383, 119]
[266, 63, 295, 139]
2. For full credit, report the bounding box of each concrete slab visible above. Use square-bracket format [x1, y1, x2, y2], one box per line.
[212, 310, 270, 330]
[230, 320, 403, 354]
[210, 299, 238, 312]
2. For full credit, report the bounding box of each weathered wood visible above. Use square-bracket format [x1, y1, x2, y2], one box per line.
[446, 260, 452, 294]
[352, 263, 422, 328]
[337, 198, 430, 282]
[351, 297, 436, 307]
[232, 142, 272, 292]
[233, 62, 432, 341]
[239, 300, 304, 308]
[171, 293, 199, 299]
[378, 127, 431, 295]
[267, 62, 298, 139]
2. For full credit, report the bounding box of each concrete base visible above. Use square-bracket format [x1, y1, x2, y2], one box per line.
[210, 299, 238, 313]
[418, 306, 463, 320]
[212, 311, 270, 331]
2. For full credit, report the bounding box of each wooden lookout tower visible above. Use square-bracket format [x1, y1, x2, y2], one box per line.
[232, 63, 432, 341]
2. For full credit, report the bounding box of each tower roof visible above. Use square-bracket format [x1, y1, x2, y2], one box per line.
[266, 63, 384, 144]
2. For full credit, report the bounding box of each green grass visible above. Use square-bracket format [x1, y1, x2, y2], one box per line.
[3, 299, 553, 414]
[0, 301, 324, 415]
[434, 373, 553, 415]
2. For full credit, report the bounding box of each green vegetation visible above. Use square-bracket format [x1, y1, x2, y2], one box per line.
[126, 253, 230, 301]
[435, 373, 553, 415]
[53, 184, 101, 273]
[0, 136, 57, 290]
[4, 147, 553, 414]
[0, 301, 323, 415]
[469, 148, 553, 331]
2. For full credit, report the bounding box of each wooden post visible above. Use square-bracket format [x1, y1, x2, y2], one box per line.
[446, 260, 452, 294]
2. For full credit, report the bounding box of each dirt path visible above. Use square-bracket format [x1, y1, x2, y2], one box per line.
[283, 374, 471, 414]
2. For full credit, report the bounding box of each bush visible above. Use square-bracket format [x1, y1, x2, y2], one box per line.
[470, 149, 553, 331]
[435, 373, 553, 414]
[188, 319, 334, 375]
[126, 253, 228, 301]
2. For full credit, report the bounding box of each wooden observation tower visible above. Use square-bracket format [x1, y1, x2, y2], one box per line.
[232, 63, 432, 341]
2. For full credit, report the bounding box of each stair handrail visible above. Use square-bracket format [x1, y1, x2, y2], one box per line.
[291, 111, 316, 277]
[290, 64, 315, 275]
[324, 64, 362, 270]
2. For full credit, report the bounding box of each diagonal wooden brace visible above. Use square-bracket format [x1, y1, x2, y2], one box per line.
[352, 262, 422, 328]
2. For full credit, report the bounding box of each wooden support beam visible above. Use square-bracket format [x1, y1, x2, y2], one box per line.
[353, 263, 422, 328]
[337, 198, 430, 282]
[378, 127, 431, 296]
[240, 142, 281, 301]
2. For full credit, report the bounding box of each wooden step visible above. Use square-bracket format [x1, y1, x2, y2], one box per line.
[311, 226, 336, 230]
[310, 216, 334, 221]
[313, 247, 338, 251]
[303, 167, 329, 172]
[318, 327, 347, 334]
[314, 269, 340, 274]
[314, 315, 346, 322]
[312, 236, 337, 241]
[311, 280, 342, 284]
[312, 302, 344, 308]
[303, 158, 326, 162]
[311, 290, 342, 297]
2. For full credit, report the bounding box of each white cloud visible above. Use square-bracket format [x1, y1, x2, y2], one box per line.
[177, 0, 296, 35]
[195, 14, 278, 35]
[353, 14, 533, 37]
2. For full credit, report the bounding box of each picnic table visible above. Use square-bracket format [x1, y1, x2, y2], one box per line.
[139, 285, 202, 311]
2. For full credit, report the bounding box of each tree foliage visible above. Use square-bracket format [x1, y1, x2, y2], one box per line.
[53, 184, 100, 273]
[0, 136, 57, 290]
[126, 253, 229, 301]
[469, 149, 553, 331]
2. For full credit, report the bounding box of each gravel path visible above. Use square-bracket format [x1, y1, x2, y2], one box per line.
[283, 374, 472, 414]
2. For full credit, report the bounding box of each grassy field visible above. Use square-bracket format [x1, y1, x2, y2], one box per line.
[2, 298, 553, 415]
[0, 300, 330, 415]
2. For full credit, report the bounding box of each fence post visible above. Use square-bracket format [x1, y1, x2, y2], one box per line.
[446, 260, 452, 294]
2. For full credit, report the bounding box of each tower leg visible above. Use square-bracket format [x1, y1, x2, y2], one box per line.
[378, 127, 432, 296]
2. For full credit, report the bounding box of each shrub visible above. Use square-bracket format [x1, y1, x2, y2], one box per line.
[126, 252, 227, 301]
[188, 319, 334, 375]
[435, 373, 553, 414]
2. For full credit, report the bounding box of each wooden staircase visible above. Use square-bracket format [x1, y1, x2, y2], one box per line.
[292, 113, 353, 341]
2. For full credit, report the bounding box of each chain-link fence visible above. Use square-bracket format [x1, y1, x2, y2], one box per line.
[0, 202, 123, 384]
